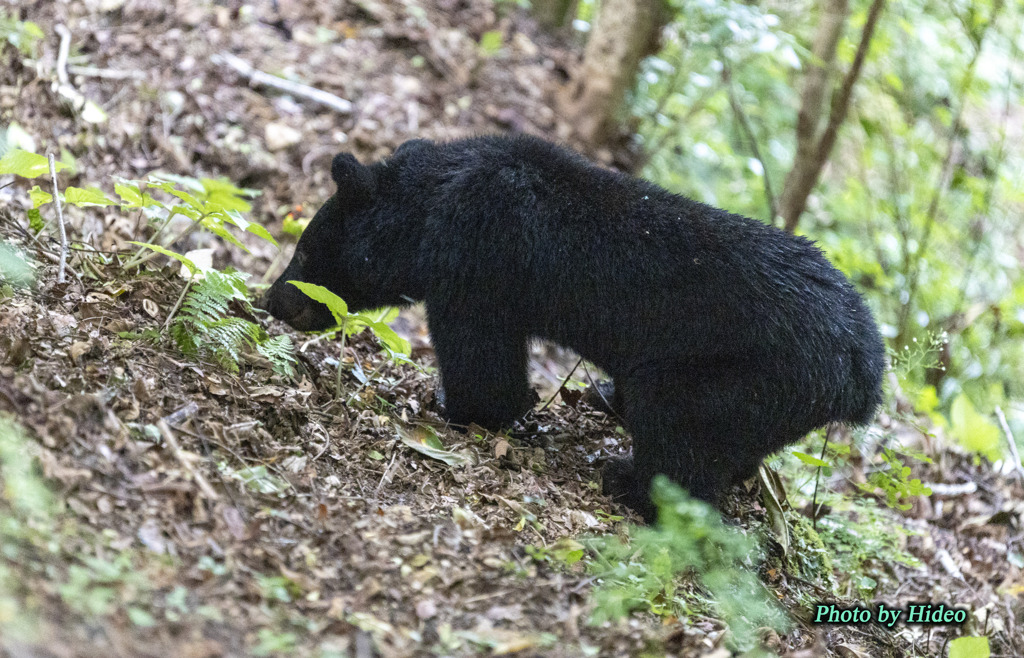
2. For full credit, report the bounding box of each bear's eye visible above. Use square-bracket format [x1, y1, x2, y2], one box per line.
[294, 250, 308, 267]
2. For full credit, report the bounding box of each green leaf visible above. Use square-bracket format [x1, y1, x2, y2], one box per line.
[792, 451, 831, 468]
[167, 203, 201, 221]
[949, 637, 989, 658]
[200, 217, 250, 252]
[128, 242, 199, 276]
[479, 30, 503, 55]
[350, 314, 410, 355]
[228, 465, 289, 494]
[288, 281, 348, 325]
[282, 215, 309, 237]
[148, 180, 203, 210]
[65, 186, 117, 207]
[549, 537, 586, 565]
[244, 221, 278, 246]
[396, 426, 471, 467]
[950, 394, 1002, 461]
[28, 185, 52, 208]
[201, 177, 257, 212]
[115, 182, 159, 208]
[127, 607, 156, 627]
[0, 149, 63, 178]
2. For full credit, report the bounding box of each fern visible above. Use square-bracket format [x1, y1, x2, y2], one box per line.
[171, 270, 294, 376]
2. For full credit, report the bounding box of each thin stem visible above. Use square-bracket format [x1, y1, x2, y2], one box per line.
[163, 273, 195, 331]
[336, 321, 348, 399]
[48, 154, 68, 283]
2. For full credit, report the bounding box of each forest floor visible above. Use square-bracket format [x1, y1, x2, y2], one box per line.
[1, 0, 1022, 656]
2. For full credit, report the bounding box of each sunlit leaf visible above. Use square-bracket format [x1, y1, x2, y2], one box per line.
[949, 637, 989, 658]
[65, 186, 117, 207]
[950, 394, 1002, 461]
[791, 451, 830, 468]
[0, 148, 63, 178]
[288, 281, 348, 325]
[28, 185, 52, 208]
[129, 242, 199, 276]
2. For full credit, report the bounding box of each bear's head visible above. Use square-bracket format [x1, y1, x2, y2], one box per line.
[261, 152, 382, 331]
[262, 140, 435, 332]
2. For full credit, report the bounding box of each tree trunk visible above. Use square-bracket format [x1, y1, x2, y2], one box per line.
[560, 0, 668, 145]
[778, 0, 887, 232]
[533, 0, 579, 30]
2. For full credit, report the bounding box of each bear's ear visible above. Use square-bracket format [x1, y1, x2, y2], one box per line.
[331, 153, 376, 207]
[392, 138, 432, 159]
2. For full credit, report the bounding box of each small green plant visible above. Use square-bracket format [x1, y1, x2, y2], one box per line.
[1, 147, 295, 375]
[162, 263, 294, 376]
[857, 447, 933, 511]
[587, 477, 788, 650]
[0, 415, 54, 640]
[0, 12, 43, 56]
[287, 281, 410, 394]
[525, 537, 586, 567]
[815, 495, 922, 598]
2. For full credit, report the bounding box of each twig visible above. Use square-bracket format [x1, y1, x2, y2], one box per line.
[376, 449, 398, 492]
[924, 481, 977, 496]
[66, 65, 146, 81]
[811, 424, 838, 529]
[538, 357, 583, 413]
[779, 0, 887, 232]
[157, 420, 220, 501]
[213, 52, 353, 114]
[722, 59, 777, 221]
[55, 25, 71, 86]
[995, 406, 1024, 481]
[163, 274, 194, 331]
[48, 154, 68, 283]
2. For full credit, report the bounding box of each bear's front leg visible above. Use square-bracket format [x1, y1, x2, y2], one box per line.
[427, 306, 535, 431]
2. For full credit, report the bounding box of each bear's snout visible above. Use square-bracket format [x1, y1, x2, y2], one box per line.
[261, 284, 335, 332]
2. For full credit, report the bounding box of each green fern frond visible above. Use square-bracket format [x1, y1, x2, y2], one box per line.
[257, 335, 295, 376]
[170, 270, 294, 375]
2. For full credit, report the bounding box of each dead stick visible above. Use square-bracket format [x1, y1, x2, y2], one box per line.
[213, 52, 353, 114]
[48, 154, 68, 283]
[995, 406, 1024, 481]
[55, 25, 71, 86]
[66, 65, 146, 81]
[157, 420, 220, 501]
[163, 274, 194, 331]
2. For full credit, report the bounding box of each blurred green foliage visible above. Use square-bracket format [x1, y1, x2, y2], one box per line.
[587, 476, 789, 651]
[629, 0, 1024, 452]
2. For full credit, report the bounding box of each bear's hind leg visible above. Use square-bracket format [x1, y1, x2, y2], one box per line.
[603, 365, 768, 521]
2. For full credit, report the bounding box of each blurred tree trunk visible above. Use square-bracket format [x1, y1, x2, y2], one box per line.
[533, 0, 579, 30]
[560, 0, 669, 145]
[778, 0, 887, 232]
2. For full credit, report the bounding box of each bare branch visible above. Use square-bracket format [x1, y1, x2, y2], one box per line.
[777, 0, 849, 229]
[213, 52, 353, 114]
[157, 420, 220, 501]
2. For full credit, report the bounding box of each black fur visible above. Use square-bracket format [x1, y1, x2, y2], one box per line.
[263, 134, 886, 521]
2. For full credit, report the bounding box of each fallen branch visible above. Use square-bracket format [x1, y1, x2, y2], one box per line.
[48, 153, 68, 284]
[157, 419, 220, 501]
[66, 65, 146, 81]
[213, 52, 353, 114]
[55, 24, 71, 86]
[924, 481, 977, 496]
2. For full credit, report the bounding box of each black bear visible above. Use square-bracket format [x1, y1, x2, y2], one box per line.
[263, 134, 886, 521]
